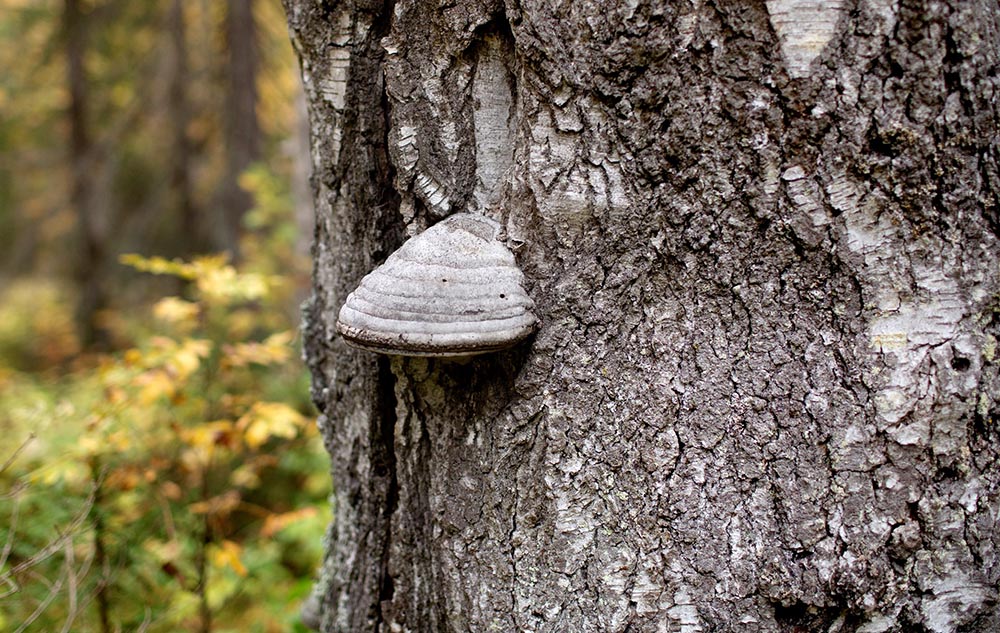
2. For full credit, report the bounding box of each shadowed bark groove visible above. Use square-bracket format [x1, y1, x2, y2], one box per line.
[285, 0, 1000, 630]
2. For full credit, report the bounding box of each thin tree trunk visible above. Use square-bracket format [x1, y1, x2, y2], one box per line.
[285, 1, 1000, 631]
[85, 457, 112, 633]
[167, 0, 201, 254]
[218, 0, 261, 256]
[64, 0, 108, 349]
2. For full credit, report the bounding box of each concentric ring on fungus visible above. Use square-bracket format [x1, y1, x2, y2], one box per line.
[335, 214, 538, 357]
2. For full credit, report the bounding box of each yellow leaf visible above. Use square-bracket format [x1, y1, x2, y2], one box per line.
[153, 297, 200, 327]
[179, 420, 234, 450]
[223, 330, 294, 367]
[237, 402, 307, 448]
[196, 264, 237, 298]
[167, 338, 211, 379]
[78, 435, 102, 455]
[261, 507, 318, 537]
[265, 330, 294, 346]
[196, 267, 272, 303]
[135, 370, 175, 404]
[120, 254, 197, 279]
[190, 254, 230, 272]
[211, 540, 247, 577]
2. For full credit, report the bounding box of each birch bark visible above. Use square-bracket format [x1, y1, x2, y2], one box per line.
[284, 0, 1000, 630]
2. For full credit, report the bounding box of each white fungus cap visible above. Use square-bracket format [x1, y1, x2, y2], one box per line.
[336, 214, 538, 357]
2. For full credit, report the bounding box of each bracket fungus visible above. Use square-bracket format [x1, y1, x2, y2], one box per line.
[336, 213, 538, 357]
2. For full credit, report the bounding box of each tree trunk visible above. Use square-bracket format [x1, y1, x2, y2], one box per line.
[65, 0, 109, 348]
[219, 0, 261, 255]
[167, 0, 202, 254]
[284, 0, 1000, 631]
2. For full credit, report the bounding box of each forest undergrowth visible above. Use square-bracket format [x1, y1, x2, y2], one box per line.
[0, 167, 327, 633]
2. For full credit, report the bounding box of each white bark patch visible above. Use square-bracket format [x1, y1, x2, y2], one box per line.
[630, 568, 664, 615]
[666, 586, 705, 633]
[319, 47, 350, 110]
[782, 165, 829, 227]
[545, 476, 597, 553]
[528, 113, 588, 243]
[834, 170, 978, 458]
[529, 111, 576, 188]
[920, 572, 995, 633]
[598, 546, 636, 630]
[868, 276, 965, 442]
[528, 105, 631, 245]
[413, 172, 452, 217]
[395, 125, 419, 176]
[862, 0, 899, 38]
[675, 1, 701, 53]
[316, 11, 354, 164]
[419, 73, 463, 161]
[472, 35, 514, 210]
[765, 0, 846, 78]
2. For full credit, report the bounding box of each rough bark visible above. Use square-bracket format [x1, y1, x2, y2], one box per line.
[285, 0, 1000, 631]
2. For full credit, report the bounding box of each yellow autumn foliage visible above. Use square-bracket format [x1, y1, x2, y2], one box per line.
[211, 540, 248, 577]
[223, 330, 294, 367]
[237, 402, 307, 449]
[153, 296, 201, 329]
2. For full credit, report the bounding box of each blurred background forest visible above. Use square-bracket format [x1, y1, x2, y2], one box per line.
[0, 0, 328, 631]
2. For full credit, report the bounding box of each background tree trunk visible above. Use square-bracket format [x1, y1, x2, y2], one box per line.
[167, 0, 202, 255]
[219, 0, 261, 255]
[284, 0, 1000, 631]
[65, 0, 109, 348]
